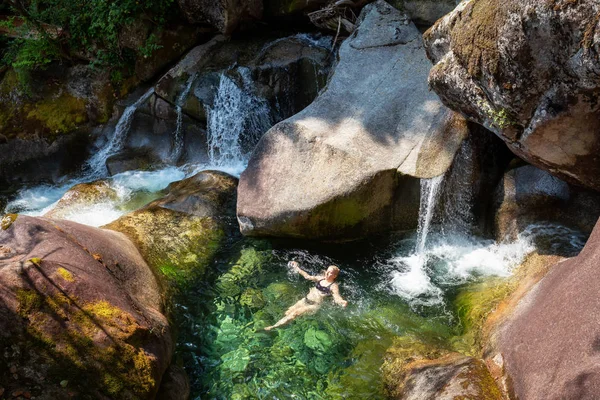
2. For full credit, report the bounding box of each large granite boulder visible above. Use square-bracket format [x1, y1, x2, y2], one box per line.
[493, 164, 600, 241]
[177, 0, 263, 34]
[0, 214, 172, 399]
[494, 218, 600, 399]
[104, 170, 238, 286]
[237, 1, 470, 241]
[424, 0, 600, 191]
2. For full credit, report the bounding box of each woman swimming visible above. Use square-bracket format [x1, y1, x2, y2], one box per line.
[264, 261, 348, 331]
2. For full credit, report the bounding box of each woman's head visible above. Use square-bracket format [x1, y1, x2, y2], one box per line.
[325, 265, 340, 280]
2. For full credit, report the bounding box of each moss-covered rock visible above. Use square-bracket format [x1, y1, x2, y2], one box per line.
[0, 215, 171, 399]
[424, 0, 600, 191]
[105, 170, 239, 289]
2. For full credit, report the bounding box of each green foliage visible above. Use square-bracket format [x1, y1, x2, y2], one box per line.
[2, 0, 177, 79]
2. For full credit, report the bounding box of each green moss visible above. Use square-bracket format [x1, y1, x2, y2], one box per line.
[26, 92, 87, 134]
[105, 207, 226, 291]
[1, 213, 17, 230]
[449, 0, 511, 77]
[454, 359, 503, 400]
[16, 289, 44, 317]
[57, 267, 74, 282]
[451, 278, 514, 354]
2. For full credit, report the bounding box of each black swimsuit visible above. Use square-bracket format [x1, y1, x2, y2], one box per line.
[315, 279, 333, 295]
[305, 280, 333, 305]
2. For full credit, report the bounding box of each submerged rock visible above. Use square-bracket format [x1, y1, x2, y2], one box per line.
[424, 0, 600, 191]
[104, 170, 238, 286]
[237, 0, 469, 241]
[0, 215, 171, 399]
[495, 219, 600, 398]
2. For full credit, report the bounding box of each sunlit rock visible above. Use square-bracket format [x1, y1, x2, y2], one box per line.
[104, 170, 238, 286]
[44, 180, 118, 220]
[0, 215, 171, 399]
[495, 219, 600, 398]
[237, 0, 470, 241]
[424, 0, 600, 191]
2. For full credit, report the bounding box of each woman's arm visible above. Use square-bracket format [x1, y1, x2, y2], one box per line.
[331, 284, 348, 307]
[289, 261, 321, 282]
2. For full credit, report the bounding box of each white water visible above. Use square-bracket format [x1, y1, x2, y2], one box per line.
[206, 69, 273, 171]
[170, 75, 196, 163]
[415, 175, 445, 257]
[383, 222, 586, 307]
[7, 167, 186, 226]
[86, 88, 155, 177]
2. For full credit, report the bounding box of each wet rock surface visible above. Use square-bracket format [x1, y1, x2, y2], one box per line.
[237, 1, 469, 241]
[0, 215, 171, 399]
[424, 0, 600, 191]
[497, 218, 600, 399]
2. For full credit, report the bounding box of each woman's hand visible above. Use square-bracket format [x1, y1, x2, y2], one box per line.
[340, 300, 348, 308]
[288, 261, 300, 272]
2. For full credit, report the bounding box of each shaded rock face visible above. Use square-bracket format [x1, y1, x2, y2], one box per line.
[237, 0, 470, 241]
[178, 0, 263, 34]
[0, 66, 111, 186]
[0, 215, 171, 399]
[424, 0, 600, 191]
[0, 131, 90, 188]
[386, 353, 502, 400]
[497, 218, 600, 399]
[493, 164, 600, 241]
[104, 170, 238, 285]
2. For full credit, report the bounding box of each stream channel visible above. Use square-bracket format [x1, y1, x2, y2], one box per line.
[1, 56, 588, 399]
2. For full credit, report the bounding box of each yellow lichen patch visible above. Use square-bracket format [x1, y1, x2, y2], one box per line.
[57, 267, 75, 282]
[1, 213, 17, 230]
[25, 92, 87, 134]
[28, 257, 43, 266]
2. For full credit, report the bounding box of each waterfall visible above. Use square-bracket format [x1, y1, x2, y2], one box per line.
[206, 69, 273, 169]
[86, 88, 155, 177]
[415, 175, 445, 257]
[170, 75, 196, 163]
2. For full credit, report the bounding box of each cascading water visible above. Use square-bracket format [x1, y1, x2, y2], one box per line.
[169, 75, 196, 163]
[388, 175, 445, 304]
[86, 88, 155, 178]
[206, 68, 273, 171]
[415, 175, 445, 257]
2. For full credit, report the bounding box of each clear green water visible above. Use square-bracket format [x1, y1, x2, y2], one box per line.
[173, 237, 465, 400]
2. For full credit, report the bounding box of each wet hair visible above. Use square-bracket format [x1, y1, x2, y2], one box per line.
[327, 265, 340, 276]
